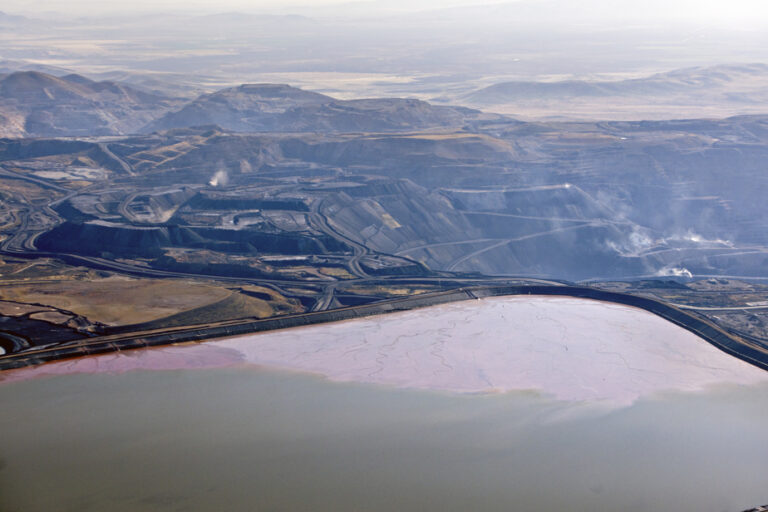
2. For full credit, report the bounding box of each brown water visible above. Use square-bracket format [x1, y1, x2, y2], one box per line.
[1, 367, 767, 512]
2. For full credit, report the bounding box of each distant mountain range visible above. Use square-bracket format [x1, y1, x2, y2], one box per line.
[0, 71, 493, 138]
[3, 64, 768, 138]
[464, 64, 768, 102]
[458, 64, 768, 120]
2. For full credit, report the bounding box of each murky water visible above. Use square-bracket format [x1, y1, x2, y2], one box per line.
[1, 367, 767, 512]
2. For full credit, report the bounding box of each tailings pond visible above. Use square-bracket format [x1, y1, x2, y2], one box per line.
[2, 296, 767, 511]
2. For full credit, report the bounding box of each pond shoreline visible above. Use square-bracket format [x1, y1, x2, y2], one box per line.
[2, 284, 767, 373]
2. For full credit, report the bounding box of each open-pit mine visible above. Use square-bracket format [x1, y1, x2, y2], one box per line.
[2, 65, 768, 512]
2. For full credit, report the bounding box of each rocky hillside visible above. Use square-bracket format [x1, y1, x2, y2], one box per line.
[144, 83, 490, 134]
[0, 71, 183, 137]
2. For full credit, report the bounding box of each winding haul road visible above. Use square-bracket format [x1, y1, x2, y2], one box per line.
[2, 181, 767, 375]
[3, 161, 767, 375]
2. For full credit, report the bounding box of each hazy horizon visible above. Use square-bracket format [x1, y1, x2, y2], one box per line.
[3, 0, 768, 29]
[3, 0, 767, 85]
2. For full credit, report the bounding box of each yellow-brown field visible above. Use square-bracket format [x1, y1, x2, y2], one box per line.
[0, 276, 234, 325]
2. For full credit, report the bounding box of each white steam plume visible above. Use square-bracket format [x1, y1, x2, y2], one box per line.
[209, 169, 229, 187]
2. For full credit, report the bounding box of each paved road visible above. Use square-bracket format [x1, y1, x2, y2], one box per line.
[0, 172, 562, 315]
[0, 165, 69, 192]
[671, 303, 768, 311]
[309, 198, 371, 279]
[446, 223, 593, 271]
[396, 238, 498, 256]
[97, 143, 135, 176]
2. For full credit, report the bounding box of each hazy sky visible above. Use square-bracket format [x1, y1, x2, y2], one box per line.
[6, 0, 507, 15]
[6, 0, 768, 21]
